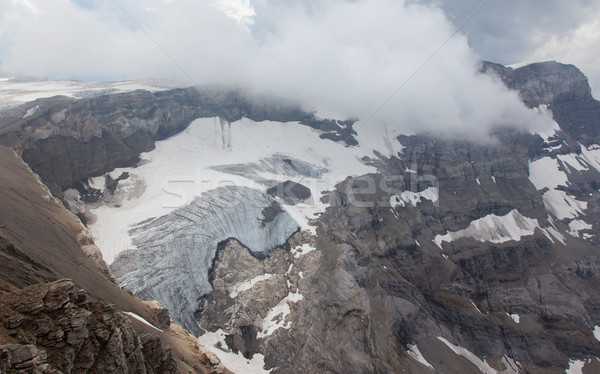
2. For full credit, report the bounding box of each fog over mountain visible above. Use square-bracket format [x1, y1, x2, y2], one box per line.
[2, 0, 590, 139]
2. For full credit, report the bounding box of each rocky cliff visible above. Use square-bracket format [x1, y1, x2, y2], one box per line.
[192, 62, 600, 373]
[0, 279, 177, 373]
[0, 145, 226, 373]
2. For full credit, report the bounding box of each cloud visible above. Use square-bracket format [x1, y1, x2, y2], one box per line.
[0, 0, 555, 140]
[427, 0, 600, 98]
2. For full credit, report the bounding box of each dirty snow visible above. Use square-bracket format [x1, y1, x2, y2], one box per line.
[291, 243, 316, 259]
[257, 291, 303, 339]
[123, 312, 163, 332]
[197, 329, 271, 374]
[390, 187, 438, 208]
[229, 274, 274, 298]
[437, 337, 496, 374]
[407, 344, 434, 370]
[22, 104, 40, 118]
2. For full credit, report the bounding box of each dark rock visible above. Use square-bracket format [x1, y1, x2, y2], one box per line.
[267, 180, 311, 205]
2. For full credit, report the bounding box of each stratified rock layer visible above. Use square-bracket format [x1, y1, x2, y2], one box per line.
[0, 279, 177, 373]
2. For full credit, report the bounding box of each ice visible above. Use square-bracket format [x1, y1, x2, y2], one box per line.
[123, 312, 163, 332]
[437, 337, 497, 374]
[407, 343, 434, 370]
[229, 274, 274, 298]
[434, 210, 546, 249]
[197, 329, 271, 374]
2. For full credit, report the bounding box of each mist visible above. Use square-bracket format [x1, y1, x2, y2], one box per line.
[0, 0, 556, 139]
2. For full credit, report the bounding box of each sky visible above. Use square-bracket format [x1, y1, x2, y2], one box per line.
[0, 0, 598, 139]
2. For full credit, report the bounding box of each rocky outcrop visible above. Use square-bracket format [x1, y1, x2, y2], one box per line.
[0, 279, 177, 373]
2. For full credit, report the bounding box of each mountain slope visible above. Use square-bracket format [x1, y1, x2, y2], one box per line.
[1, 61, 600, 373]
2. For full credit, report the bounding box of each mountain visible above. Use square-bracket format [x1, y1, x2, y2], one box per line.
[1, 61, 600, 373]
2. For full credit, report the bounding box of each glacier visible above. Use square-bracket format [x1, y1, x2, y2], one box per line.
[111, 186, 299, 335]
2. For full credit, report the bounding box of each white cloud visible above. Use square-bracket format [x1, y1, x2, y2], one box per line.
[531, 16, 600, 97]
[0, 0, 556, 140]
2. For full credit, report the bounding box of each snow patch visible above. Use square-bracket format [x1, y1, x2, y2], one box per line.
[471, 300, 483, 314]
[407, 343, 434, 370]
[197, 329, 271, 373]
[542, 189, 587, 220]
[291, 243, 316, 259]
[390, 187, 438, 208]
[437, 337, 496, 374]
[579, 143, 600, 173]
[491, 176, 496, 183]
[257, 291, 303, 339]
[557, 154, 588, 173]
[565, 359, 586, 374]
[529, 156, 588, 220]
[434, 210, 545, 249]
[22, 104, 40, 118]
[529, 157, 569, 190]
[568, 220, 593, 238]
[123, 312, 163, 332]
[229, 274, 274, 298]
[594, 325, 600, 342]
[476, 177, 481, 186]
[506, 313, 520, 324]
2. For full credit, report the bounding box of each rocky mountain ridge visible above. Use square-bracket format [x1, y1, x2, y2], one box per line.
[1, 61, 600, 373]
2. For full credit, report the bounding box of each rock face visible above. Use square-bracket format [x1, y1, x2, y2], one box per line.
[0, 279, 177, 373]
[192, 63, 600, 373]
[111, 186, 299, 336]
[4, 61, 600, 373]
[482, 60, 600, 142]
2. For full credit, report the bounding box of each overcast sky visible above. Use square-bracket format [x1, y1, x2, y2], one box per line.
[0, 0, 597, 139]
